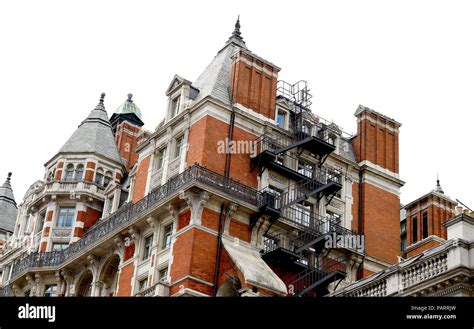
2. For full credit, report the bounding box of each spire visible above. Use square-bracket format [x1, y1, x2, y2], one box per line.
[54, 94, 123, 165]
[225, 15, 247, 48]
[95, 92, 106, 111]
[435, 174, 444, 194]
[0, 172, 17, 233]
[2, 172, 12, 190]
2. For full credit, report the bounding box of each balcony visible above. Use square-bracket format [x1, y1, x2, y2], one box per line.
[29, 180, 106, 209]
[9, 164, 260, 282]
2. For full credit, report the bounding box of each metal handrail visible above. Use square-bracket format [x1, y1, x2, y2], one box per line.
[10, 164, 259, 279]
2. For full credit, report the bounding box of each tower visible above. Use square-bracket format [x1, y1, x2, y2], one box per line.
[0, 173, 17, 247]
[110, 94, 145, 171]
[401, 178, 457, 258]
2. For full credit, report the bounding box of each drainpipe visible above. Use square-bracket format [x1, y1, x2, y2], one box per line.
[213, 204, 226, 296]
[357, 169, 364, 280]
[214, 89, 236, 296]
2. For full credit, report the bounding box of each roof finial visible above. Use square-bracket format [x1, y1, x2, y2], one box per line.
[435, 173, 444, 194]
[2, 172, 12, 189]
[127, 93, 133, 102]
[100, 92, 106, 104]
[233, 15, 242, 38]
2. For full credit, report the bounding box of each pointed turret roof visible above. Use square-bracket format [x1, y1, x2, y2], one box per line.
[0, 173, 17, 233]
[55, 93, 123, 165]
[192, 17, 248, 105]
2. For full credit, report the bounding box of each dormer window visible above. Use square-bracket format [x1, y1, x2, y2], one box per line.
[170, 96, 181, 118]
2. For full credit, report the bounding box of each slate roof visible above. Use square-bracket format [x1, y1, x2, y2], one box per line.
[0, 173, 17, 233]
[56, 94, 123, 165]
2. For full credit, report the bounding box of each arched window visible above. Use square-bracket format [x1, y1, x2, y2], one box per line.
[65, 164, 74, 182]
[75, 165, 84, 181]
[95, 168, 104, 185]
[104, 171, 113, 187]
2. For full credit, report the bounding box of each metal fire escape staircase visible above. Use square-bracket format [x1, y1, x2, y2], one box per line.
[250, 81, 358, 296]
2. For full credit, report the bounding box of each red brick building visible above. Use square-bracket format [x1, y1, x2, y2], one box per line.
[0, 19, 405, 297]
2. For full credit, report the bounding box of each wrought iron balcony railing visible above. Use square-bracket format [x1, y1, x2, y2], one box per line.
[10, 164, 259, 279]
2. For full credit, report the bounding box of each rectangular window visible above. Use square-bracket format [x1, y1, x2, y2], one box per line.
[174, 136, 183, 159]
[158, 268, 168, 281]
[156, 147, 167, 170]
[267, 186, 282, 209]
[142, 235, 153, 261]
[422, 211, 428, 239]
[57, 208, 75, 228]
[138, 278, 147, 292]
[276, 111, 285, 128]
[52, 243, 68, 251]
[36, 211, 46, 233]
[162, 224, 173, 249]
[170, 96, 181, 118]
[412, 216, 418, 243]
[295, 202, 311, 227]
[298, 160, 314, 179]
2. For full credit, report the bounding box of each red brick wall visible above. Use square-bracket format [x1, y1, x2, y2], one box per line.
[201, 208, 220, 231]
[117, 262, 134, 296]
[352, 111, 400, 173]
[84, 162, 96, 182]
[186, 115, 258, 188]
[178, 209, 191, 230]
[170, 227, 217, 295]
[123, 242, 135, 262]
[132, 155, 151, 203]
[228, 219, 251, 243]
[231, 51, 279, 119]
[405, 195, 455, 247]
[358, 183, 400, 264]
[115, 121, 141, 171]
[406, 239, 441, 258]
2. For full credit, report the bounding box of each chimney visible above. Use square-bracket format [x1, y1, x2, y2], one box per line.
[352, 105, 401, 173]
[230, 50, 280, 119]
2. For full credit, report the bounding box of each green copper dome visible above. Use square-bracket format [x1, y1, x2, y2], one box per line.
[115, 94, 142, 119]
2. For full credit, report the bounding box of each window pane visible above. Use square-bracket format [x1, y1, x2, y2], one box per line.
[162, 224, 173, 249]
[58, 208, 75, 228]
[277, 111, 285, 128]
[159, 268, 168, 281]
[175, 137, 183, 158]
[142, 235, 153, 261]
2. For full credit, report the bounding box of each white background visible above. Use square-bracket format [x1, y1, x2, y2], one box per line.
[0, 0, 472, 207]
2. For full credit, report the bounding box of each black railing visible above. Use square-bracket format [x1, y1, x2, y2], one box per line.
[288, 255, 347, 297]
[10, 164, 259, 279]
[261, 207, 360, 255]
[254, 131, 333, 157]
[279, 169, 342, 209]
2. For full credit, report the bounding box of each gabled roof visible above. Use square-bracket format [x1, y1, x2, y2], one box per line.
[54, 93, 123, 166]
[0, 173, 17, 233]
[165, 75, 193, 96]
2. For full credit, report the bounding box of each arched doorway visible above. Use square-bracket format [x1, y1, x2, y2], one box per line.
[99, 255, 120, 297]
[76, 270, 93, 297]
